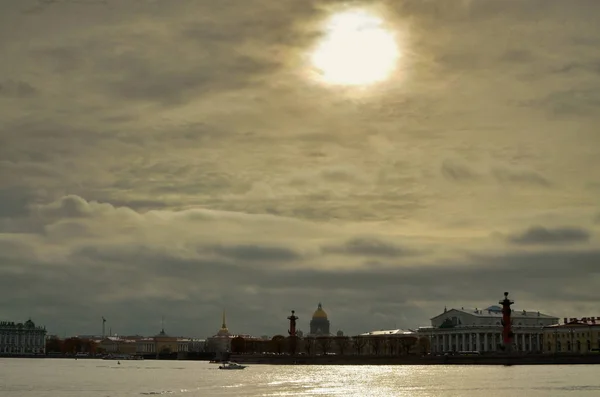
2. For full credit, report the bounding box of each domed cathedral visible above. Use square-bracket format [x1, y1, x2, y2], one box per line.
[309, 303, 331, 336]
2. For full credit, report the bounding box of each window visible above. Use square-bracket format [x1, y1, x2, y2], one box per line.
[587, 340, 591, 351]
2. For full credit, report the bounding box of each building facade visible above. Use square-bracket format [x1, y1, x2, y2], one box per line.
[0, 319, 47, 355]
[206, 311, 233, 353]
[418, 305, 559, 353]
[309, 303, 330, 336]
[544, 317, 600, 353]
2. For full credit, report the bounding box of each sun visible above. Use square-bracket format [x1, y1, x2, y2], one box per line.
[311, 9, 400, 86]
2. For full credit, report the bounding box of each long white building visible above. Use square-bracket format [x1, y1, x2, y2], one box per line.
[418, 305, 559, 353]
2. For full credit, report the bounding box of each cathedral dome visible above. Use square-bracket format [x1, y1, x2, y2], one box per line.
[312, 303, 328, 319]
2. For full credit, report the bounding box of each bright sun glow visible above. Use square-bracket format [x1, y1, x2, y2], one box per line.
[311, 10, 400, 86]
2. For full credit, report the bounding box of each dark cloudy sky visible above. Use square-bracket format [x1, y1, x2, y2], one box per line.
[1, 0, 599, 338]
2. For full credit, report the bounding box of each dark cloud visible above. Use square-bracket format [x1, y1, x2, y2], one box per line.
[0, 80, 37, 97]
[210, 244, 302, 262]
[0, 187, 38, 218]
[507, 226, 591, 245]
[492, 168, 551, 187]
[440, 160, 478, 181]
[532, 88, 600, 116]
[2, 232, 600, 336]
[323, 237, 413, 258]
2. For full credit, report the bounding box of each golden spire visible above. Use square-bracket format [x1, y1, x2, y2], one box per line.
[217, 310, 229, 336]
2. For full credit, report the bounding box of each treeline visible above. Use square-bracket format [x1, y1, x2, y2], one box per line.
[230, 335, 431, 356]
[46, 336, 101, 355]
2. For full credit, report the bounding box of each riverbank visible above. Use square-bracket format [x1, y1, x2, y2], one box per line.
[230, 353, 600, 365]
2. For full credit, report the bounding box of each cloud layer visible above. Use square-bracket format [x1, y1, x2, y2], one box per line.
[1, 0, 599, 337]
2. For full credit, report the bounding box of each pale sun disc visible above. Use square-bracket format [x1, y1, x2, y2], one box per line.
[311, 10, 399, 86]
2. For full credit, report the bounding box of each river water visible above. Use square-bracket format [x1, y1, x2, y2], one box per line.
[1, 358, 599, 396]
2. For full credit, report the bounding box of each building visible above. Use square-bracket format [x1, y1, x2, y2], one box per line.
[544, 317, 600, 353]
[309, 303, 330, 336]
[98, 336, 138, 355]
[0, 319, 47, 355]
[97, 328, 191, 357]
[418, 304, 559, 353]
[356, 329, 420, 355]
[206, 311, 232, 353]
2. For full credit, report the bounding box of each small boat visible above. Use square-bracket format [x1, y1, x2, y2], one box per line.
[218, 361, 247, 370]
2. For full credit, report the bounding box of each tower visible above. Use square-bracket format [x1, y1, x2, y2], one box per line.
[217, 310, 229, 336]
[500, 292, 514, 352]
[287, 310, 299, 355]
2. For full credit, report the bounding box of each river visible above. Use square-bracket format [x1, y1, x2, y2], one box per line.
[1, 358, 599, 396]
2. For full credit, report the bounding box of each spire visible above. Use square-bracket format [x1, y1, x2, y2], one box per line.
[221, 310, 227, 329]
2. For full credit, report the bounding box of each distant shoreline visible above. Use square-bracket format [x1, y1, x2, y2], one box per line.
[3, 353, 600, 365]
[229, 353, 600, 366]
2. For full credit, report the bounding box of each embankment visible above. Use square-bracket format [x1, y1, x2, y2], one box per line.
[229, 353, 600, 366]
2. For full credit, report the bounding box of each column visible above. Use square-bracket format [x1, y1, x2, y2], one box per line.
[484, 333, 488, 352]
[476, 333, 481, 351]
[529, 334, 533, 352]
[462, 333, 466, 351]
[522, 334, 526, 351]
[442, 334, 447, 352]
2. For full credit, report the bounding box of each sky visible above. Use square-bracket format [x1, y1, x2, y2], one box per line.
[1, 0, 600, 339]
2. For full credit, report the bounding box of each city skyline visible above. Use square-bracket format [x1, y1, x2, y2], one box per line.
[1, 0, 599, 337]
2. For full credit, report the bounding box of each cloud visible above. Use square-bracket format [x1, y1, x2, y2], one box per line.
[2, 0, 600, 338]
[440, 160, 478, 181]
[210, 244, 302, 262]
[507, 226, 591, 245]
[0, 195, 600, 337]
[492, 168, 551, 187]
[322, 237, 414, 258]
[0, 80, 37, 97]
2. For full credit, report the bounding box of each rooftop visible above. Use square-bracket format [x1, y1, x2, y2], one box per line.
[359, 329, 416, 337]
[432, 306, 558, 321]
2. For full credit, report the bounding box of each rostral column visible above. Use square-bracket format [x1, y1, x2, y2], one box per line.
[287, 310, 299, 355]
[500, 292, 514, 352]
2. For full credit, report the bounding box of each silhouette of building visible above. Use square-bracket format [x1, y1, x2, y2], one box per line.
[544, 316, 600, 354]
[206, 311, 232, 353]
[309, 303, 331, 336]
[0, 319, 46, 355]
[417, 304, 558, 353]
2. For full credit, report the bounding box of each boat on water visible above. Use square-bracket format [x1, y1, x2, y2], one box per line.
[218, 361, 247, 370]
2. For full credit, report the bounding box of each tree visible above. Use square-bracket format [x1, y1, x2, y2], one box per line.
[400, 337, 418, 355]
[304, 336, 315, 355]
[334, 336, 350, 355]
[369, 338, 382, 355]
[287, 335, 300, 355]
[387, 338, 399, 356]
[352, 336, 366, 355]
[417, 337, 431, 355]
[62, 337, 82, 354]
[231, 336, 246, 354]
[45, 336, 63, 354]
[271, 335, 285, 354]
[317, 336, 332, 355]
